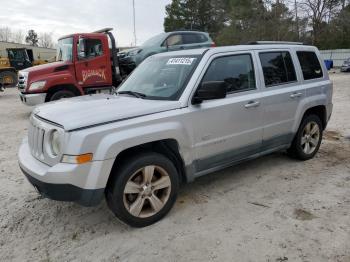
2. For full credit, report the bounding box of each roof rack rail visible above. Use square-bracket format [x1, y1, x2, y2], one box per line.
[247, 41, 303, 45]
[92, 28, 113, 34]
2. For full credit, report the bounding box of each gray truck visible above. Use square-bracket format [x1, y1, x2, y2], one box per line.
[19, 42, 333, 227]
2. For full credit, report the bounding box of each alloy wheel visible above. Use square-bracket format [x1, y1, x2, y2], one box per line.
[301, 121, 320, 155]
[123, 165, 172, 218]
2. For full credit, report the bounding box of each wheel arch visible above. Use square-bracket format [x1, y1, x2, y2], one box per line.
[45, 84, 82, 102]
[0, 67, 17, 73]
[301, 105, 327, 130]
[106, 139, 187, 190]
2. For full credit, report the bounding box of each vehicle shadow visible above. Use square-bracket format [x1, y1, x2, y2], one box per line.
[4, 151, 298, 242]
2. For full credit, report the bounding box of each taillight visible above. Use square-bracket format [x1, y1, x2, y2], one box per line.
[211, 42, 216, 47]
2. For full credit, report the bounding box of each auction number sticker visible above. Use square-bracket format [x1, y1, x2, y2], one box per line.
[167, 57, 196, 65]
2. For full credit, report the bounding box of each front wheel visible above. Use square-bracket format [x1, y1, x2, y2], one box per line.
[49, 90, 75, 101]
[106, 152, 179, 227]
[288, 114, 323, 160]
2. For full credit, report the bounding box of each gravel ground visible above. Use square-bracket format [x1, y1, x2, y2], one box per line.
[0, 72, 349, 262]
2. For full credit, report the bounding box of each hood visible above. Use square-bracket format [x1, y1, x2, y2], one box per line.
[119, 48, 140, 55]
[33, 94, 182, 131]
[23, 61, 68, 74]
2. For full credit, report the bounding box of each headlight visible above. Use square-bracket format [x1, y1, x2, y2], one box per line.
[50, 130, 61, 156]
[28, 80, 46, 91]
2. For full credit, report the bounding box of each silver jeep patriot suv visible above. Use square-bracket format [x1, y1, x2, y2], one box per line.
[19, 42, 333, 227]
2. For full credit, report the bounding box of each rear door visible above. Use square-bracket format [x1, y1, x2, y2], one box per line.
[256, 49, 305, 150]
[75, 36, 112, 87]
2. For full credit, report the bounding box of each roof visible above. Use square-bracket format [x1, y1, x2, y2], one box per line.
[155, 44, 318, 58]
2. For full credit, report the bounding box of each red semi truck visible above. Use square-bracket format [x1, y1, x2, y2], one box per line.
[18, 28, 123, 106]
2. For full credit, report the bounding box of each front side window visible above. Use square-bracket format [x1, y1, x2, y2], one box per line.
[201, 54, 256, 93]
[117, 55, 200, 100]
[259, 51, 297, 87]
[78, 38, 103, 59]
[296, 51, 323, 80]
[166, 34, 183, 46]
[56, 37, 73, 62]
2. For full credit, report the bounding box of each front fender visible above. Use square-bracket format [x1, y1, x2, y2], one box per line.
[44, 73, 82, 94]
[95, 121, 192, 162]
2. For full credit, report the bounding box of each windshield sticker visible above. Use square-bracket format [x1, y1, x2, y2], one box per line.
[167, 57, 196, 65]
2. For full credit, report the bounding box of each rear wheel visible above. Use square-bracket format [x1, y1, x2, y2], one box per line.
[49, 90, 75, 101]
[106, 152, 179, 227]
[288, 114, 323, 160]
[0, 71, 17, 87]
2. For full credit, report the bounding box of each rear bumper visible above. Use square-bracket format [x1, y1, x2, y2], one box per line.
[340, 66, 350, 72]
[19, 92, 46, 106]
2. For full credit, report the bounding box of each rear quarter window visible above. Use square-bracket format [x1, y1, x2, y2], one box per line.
[296, 51, 323, 80]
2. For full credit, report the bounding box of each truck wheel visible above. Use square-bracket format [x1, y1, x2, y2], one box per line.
[49, 90, 75, 101]
[106, 152, 179, 227]
[288, 114, 323, 160]
[0, 71, 17, 87]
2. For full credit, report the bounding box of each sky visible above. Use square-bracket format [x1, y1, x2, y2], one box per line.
[0, 0, 172, 47]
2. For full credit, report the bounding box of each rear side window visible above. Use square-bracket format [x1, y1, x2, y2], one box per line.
[202, 54, 256, 93]
[182, 33, 208, 44]
[296, 51, 323, 80]
[259, 51, 297, 87]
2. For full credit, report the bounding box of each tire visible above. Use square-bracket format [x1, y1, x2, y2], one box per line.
[49, 90, 75, 101]
[0, 71, 17, 87]
[106, 152, 179, 227]
[288, 114, 323, 160]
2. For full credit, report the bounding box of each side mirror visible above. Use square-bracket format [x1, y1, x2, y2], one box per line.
[192, 81, 226, 104]
[78, 38, 86, 59]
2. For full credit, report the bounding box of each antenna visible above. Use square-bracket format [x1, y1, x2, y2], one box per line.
[132, 0, 137, 46]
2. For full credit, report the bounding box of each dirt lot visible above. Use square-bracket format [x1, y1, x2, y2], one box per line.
[0, 72, 349, 262]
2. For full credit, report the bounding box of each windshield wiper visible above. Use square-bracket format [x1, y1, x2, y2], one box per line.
[117, 91, 147, 99]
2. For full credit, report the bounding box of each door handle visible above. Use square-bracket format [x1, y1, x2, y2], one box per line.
[290, 92, 303, 98]
[244, 101, 260, 108]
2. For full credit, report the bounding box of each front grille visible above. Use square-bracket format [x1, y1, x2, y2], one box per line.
[28, 121, 45, 161]
[18, 74, 26, 91]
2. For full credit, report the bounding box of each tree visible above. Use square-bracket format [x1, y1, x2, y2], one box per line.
[25, 30, 39, 46]
[39, 32, 54, 48]
[13, 29, 24, 44]
[164, 0, 229, 39]
[0, 27, 12, 42]
[298, 0, 342, 45]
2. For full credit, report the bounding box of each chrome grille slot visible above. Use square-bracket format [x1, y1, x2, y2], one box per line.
[29, 122, 45, 160]
[28, 115, 63, 166]
[17, 74, 27, 91]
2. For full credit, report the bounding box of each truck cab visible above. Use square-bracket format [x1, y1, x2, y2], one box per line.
[0, 48, 33, 88]
[18, 28, 122, 106]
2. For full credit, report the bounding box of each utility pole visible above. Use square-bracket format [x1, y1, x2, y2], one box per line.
[294, 0, 299, 41]
[132, 0, 137, 46]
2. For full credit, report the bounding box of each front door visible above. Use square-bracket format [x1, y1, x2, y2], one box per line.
[189, 52, 264, 174]
[75, 37, 111, 87]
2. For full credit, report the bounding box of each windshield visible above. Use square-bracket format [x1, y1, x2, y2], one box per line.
[117, 55, 201, 100]
[141, 33, 164, 47]
[56, 37, 73, 62]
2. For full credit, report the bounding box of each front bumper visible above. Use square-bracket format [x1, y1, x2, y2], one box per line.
[18, 140, 105, 206]
[19, 92, 46, 106]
